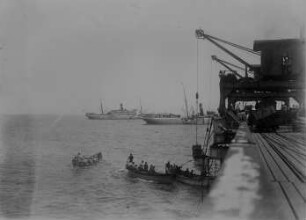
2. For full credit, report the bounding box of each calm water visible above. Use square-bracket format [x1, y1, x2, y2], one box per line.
[0, 115, 221, 220]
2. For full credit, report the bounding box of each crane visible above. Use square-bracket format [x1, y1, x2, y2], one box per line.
[211, 55, 243, 79]
[195, 29, 260, 77]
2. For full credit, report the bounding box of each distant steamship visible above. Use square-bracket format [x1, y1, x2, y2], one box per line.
[85, 103, 138, 120]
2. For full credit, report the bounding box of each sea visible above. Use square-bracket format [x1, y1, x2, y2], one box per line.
[0, 115, 229, 220]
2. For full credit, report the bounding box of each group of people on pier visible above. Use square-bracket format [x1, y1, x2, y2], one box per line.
[126, 153, 156, 173]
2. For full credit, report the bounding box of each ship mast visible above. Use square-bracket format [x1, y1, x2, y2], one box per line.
[100, 100, 104, 114]
[181, 83, 189, 118]
[195, 37, 199, 145]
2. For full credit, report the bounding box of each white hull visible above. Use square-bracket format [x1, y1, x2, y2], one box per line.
[142, 116, 211, 125]
[86, 103, 138, 120]
[141, 117, 183, 125]
[181, 116, 211, 125]
[86, 113, 137, 120]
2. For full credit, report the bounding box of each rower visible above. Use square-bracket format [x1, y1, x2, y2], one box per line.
[185, 168, 190, 176]
[149, 164, 154, 173]
[97, 152, 102, 160]
[190, 170, 194, 177]
[165, 161, 171, 174]
[144, 162, 148, 171]
[139, 160, 144, 171]
[131, 162, 137, 170]
[152, 165, 156, 173]
[74, 152, 82, 162]
[128, 153, 134, 163]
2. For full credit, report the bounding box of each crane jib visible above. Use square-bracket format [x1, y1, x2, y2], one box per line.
[195, 29, 259, 71]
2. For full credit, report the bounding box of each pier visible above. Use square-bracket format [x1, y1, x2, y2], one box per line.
[211, 122, 306, 220]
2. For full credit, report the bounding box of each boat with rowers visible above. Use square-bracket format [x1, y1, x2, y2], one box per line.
[126, 154, 216, 186]
[125, 154, 174, 184]
[72, 152, 102, 167]
[165, 161, 216, 187]
[125, 163, 175, 184]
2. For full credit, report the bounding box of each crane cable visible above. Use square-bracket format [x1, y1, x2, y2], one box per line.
[208, 34, 261, 56]
[209, 57, 213, 110]
[201, 48, 214, 153]
[196, 38, 199, 145]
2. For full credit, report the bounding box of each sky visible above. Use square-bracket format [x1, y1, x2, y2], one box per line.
[0, 0, 305, 115]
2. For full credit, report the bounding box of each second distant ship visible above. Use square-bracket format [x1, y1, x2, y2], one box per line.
[140, 114, 212, 125]
[85, 103, 138, 120]
[140, 104, 215, 125]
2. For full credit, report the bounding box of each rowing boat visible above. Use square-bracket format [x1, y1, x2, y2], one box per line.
[176, 174, 215, 187]
[72, 152, 102, 167]
[126, 164, 174, 184]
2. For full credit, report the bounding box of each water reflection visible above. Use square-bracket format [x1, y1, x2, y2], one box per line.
[0, 115, 222, 219]
[0, 115, 36, 218]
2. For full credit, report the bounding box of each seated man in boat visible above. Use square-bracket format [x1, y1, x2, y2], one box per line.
[128, 153, 134, 163]
[126, 153, 134, 166]
[138, 160, 145, 171]
[132, 162, 137, 170]
[165, 161, 171, 174]
[73, 152, 84, 163]
[184, 168, 190, 177]
[149, 164, 155, 173]
[144, 162, 148, 172]
[127, 159, 133, 167]
[88, 158, 93, 165]
[175, 165, 182, 174]
[75, 152, 82, 160]
[190, 170, 194, 177]
[127, 161, 136, 170]
[171, 163, 180, 174]
[97, 152, 102, 160]
[201, 170, 207, 176]
[172, 163, 178, 171]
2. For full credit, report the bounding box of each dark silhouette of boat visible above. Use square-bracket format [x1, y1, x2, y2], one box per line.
[125, 163, 174, 184]
[175, 174, 215, 187]
[72, 152, 102, 167]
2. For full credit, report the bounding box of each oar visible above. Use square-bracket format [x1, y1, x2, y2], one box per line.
[179, 159, 194, 167]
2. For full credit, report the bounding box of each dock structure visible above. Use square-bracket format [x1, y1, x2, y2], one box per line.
[210, 122, 306, 220]
[195, 30, 306, 219]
